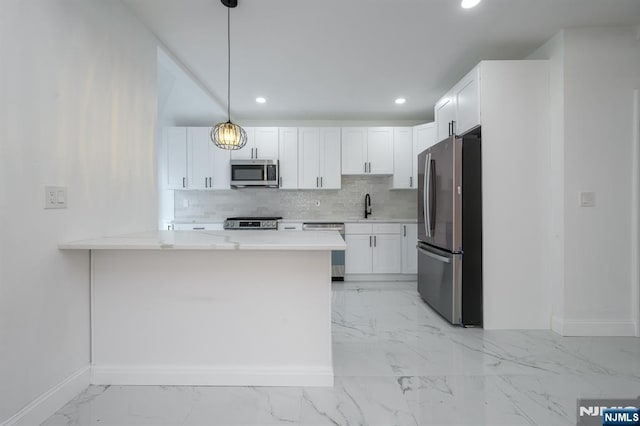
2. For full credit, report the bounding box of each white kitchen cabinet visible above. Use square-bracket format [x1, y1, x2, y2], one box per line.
[341, 127, 393, 175]
[344, 223, 402, 274]
[372, 234, 403, 273]
[401, 223, 418, 274]
[367, 127, 394, 174]
[278, 222, 303, 231]
[435, 93, 456, 142]
[434, 65, 481, 140]
[188, 127, 212, 190]
[345, 234, 373, 273]
[319, 127, 341, 189]
[298, 128, 321, 189]
[229, 127, 255, 160]
[298, 127, 341, 189]
[187, 127, 230, 190]
[278, 127, 298, 189]
[173, 223, 224, 230]
[254, 127, 279, 159]
[165, 127, 188, 190]
[340, 127, 367, 174]
[164, 127, 230, 190]
[393, 124, 435, 190]
[229, 127, 279, 160]
[392, 127, 414, 189]
[453, 66, 481, 136]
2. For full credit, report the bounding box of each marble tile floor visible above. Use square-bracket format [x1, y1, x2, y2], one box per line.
[43, 281, 640, 426]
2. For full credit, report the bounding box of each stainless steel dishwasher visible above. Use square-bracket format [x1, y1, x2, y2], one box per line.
[302, 223, 345, 281]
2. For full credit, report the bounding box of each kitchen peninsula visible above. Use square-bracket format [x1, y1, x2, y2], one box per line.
[60, 230, 345, 387]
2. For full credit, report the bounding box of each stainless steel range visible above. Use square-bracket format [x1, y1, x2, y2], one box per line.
[223, 217, 282, 230]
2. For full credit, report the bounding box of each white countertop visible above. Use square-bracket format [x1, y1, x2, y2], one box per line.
[59, 230, 346, 251]
[172, 218, 418, 224]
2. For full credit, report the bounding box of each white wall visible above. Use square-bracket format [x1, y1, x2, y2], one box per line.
[563, 27, 640, 335]
[0, 0, 158, 423]
[527, 31, 566, 332]
[528, 27, 640, 336]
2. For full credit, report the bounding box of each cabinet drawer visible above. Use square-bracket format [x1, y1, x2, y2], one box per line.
[173, 223, 223, 230]
[372, 223, 402, 234]
[278, 223, 303, 231]
[345, 223, 373, 235]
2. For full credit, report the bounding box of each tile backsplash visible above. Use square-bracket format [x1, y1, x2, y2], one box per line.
[174, 176, 417, 221]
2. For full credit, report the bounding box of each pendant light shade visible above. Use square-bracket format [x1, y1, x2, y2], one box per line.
[211, 121, 247, 150]
[212, 1, 246, 150]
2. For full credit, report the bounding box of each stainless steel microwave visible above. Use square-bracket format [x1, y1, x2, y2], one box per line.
[230, 159, 279, 188]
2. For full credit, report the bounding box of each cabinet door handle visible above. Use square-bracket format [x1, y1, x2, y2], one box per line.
[410, 176, 413, 188]
[374, 235, 377, 247]
[369, 162, 371, 173]
[183, 177, 186, 188]
[404, 225, 406, 237]
[209, 177, 212, 187]
[364, 162, 367, 173]
[448, 122, 452, 136]
[251, 148, 254, 159]
[369, 236, 372, 247]
[451, 120, 456, 136]
[205, 177, 208, 188]
[320, 176, 323, 187]
[279, 176, 282, 187]
[255, 148, 258, 158]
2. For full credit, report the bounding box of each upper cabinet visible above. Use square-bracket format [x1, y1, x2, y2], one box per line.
[298, 128, 341, 189]
[164, 127, 230, 190]
[392, 127, 413, 189]
[230, 127, 279, 160]
[188, 127, 230, 190]
[391, 124, 435, 189]
[341, 127, 394, 175]
[435, 65, 481, 141]
[165, 127, 188, 190]
[278, 127, 298, 189]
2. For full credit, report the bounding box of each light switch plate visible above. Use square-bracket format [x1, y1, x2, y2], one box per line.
[45, 186, 67, 209]
[579, 191, 595, 207]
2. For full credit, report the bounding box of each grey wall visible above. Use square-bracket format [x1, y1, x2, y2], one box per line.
[175, 176, 417, 221]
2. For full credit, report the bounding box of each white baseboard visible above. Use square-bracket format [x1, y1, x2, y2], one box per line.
[91, 365, 334, 387]
[1, 366, 90, 426]
[551, 315, 637, 336]
[551, 315, 564, 335]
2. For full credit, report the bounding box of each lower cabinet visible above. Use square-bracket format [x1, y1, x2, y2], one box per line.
[401, 223, 418, 274]
[345, 223, 402, 274]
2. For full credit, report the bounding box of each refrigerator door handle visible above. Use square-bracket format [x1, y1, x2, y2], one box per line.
[424, 152, 432, 238]
[417, 245, 451, 263]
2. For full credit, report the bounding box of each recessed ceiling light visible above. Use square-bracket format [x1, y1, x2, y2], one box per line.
[256, 97, 266, 104]
[461, 0, 481, 9]
[395, 98, 406, 105]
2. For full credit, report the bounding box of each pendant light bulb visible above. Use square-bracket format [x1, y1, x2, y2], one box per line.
[212, 1, 247, 150]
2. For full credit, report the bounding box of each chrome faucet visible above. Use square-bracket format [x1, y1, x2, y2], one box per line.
[365, 193, 372, 219]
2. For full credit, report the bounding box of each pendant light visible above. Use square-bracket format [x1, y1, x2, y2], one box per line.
[211, 0, 247, 150]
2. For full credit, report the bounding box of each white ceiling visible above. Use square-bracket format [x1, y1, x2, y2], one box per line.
[123, 0, 640, 122]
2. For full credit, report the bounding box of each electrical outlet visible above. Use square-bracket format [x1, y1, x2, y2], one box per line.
[45, 186, 67, 209]
[579, 191, 595, 207]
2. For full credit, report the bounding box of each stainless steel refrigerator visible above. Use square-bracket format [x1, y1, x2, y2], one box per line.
[417, 131, 482, 326]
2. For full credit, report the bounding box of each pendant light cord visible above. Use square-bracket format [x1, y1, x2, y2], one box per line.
[227, 7, 231, 121]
